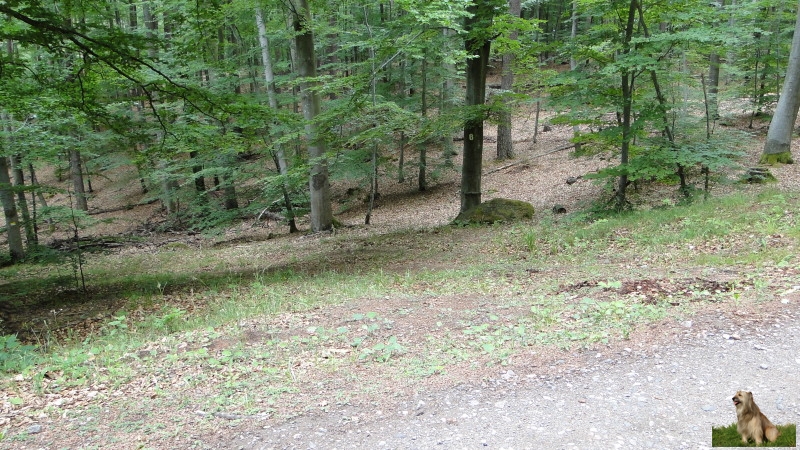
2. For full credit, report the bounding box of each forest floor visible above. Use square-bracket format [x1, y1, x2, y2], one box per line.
[1, 109, 799, 449]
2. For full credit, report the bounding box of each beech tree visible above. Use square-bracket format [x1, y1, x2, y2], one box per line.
[761, 0, 800, 165]
[461, 0, 502, 213]
[291, 0, 333, 232]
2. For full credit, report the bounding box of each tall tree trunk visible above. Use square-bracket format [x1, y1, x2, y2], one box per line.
[69, 149, 88, 211]
[496, 0, 521, 160]
[398, 132, 406, 182]
[569, 0, 582, 153]
[292, 0, 333, 231]
[419, 56, 428, 192]
[189, 151, 206, 194]
[708, 53, 721, 120]
[0, 156, 24, 262]
[28, 163, 47, 208]
[10, 154, 34, 244]
[256, 6, 298, 233]
[761, 0, 800, 164]
[460, 1, 495, 213]
[441, 28, 457, 165]
[616, 0, 638, 211]
[636, 3, 686, 193]
[157, 160, 178, 215]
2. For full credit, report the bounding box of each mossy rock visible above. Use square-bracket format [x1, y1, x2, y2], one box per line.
[740, 167, 777, 184]
[759, 152, 794, 165]
[454, 198, 535, 224]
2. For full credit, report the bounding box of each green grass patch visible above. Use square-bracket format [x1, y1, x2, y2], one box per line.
[712, 423, 796, 447]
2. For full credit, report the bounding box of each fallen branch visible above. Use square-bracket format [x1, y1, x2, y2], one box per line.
[483, 144, 576, 176]
[89, 198, 159, 215]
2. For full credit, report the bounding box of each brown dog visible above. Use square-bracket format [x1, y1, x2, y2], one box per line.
[732, 391, 780, 445]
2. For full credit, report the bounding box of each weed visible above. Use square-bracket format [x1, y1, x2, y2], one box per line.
[598, 280, 622, 289]
[0, 335, 38, 373]
[146, 307, 186, 333]
[104, 315, 129, 337]
[359, 336, 405, 362]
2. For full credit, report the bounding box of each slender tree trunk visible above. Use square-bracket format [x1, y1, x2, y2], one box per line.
[636, 3, 686, 192]
[29, 164, 47, 208]
[496, 0, 521, 161]
[569, 0, 582, 153]
[158, 160, 178, 214]
[708, 53, 720, 120]
[10, 154, 34, 244]
[69, 149, 89, 211]
[292, 0, 333, 231]
[398, 132, 406, 182]
[189, 151, 206, 194]
[761, 0, 800, 164]
[460, 2, 494, 213]
[441, 28, 456, 165]
[0, 156, 24, 262]
[419, 56, 428, 192]
[256, 6, 298, 233]
[616, 0, 638, 211]
[365, 6, 379, 225]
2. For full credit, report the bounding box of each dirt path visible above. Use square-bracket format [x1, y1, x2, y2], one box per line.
[220, 297, 800, 449]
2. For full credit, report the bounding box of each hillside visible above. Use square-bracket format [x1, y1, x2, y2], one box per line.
[0, 112, 799, 448]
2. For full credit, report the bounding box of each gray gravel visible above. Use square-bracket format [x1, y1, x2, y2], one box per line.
[226, 304, 800, 450]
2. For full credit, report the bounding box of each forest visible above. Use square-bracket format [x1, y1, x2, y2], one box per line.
[1, 0, 797, 262]
[0, 0, 799, 446]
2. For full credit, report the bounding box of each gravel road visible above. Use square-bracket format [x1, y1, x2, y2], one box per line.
[225, 300, 800, 450]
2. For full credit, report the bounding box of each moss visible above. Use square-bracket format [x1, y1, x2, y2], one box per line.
[454, 198, 535, 224]
[740, 167, 777, 184]
[759, 152, 794, 165]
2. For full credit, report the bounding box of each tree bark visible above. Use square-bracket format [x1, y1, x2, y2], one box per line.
[189, 151, 206, 194]
[496, 0, 521, 160]
[292, 0, 333, 232]
[10, 154, 34, 244]
[708, 53, 720, 120]
[441, 28, 457, 165]
[616, 0, 638, 211]
[569, 0, 582, 153]
[761, 0, 800, 164]
[69, 149, 88, 211]
[419, 56, 428, 192]
[460, 1, 494, 213]
[256, 6, 298, 233]
[0, 156, 24, 261]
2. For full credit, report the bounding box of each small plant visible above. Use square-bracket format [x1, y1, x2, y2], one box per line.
[359, 336, 405, 362]
[523, 230, 537, 252]
[151, 307, 186, 333]
[598, 280, 622, 289]
[104, 315, 129, 337]
[0, 335, 38, 373]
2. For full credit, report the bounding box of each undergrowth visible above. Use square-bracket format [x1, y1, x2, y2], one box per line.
[0, 189, 797, 407]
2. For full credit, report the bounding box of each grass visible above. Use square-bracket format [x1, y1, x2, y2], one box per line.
[0, 189, 799, 444]
[712, 423, 797, 447]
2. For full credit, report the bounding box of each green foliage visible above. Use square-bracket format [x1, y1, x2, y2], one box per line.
[359, 335, 405, 362]
[147, 307, 187, 334]
[0, 335, 38, 373]
[104, 315, 129, 337]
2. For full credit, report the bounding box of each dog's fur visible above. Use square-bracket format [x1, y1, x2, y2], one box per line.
[733, 391, 780, 445]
